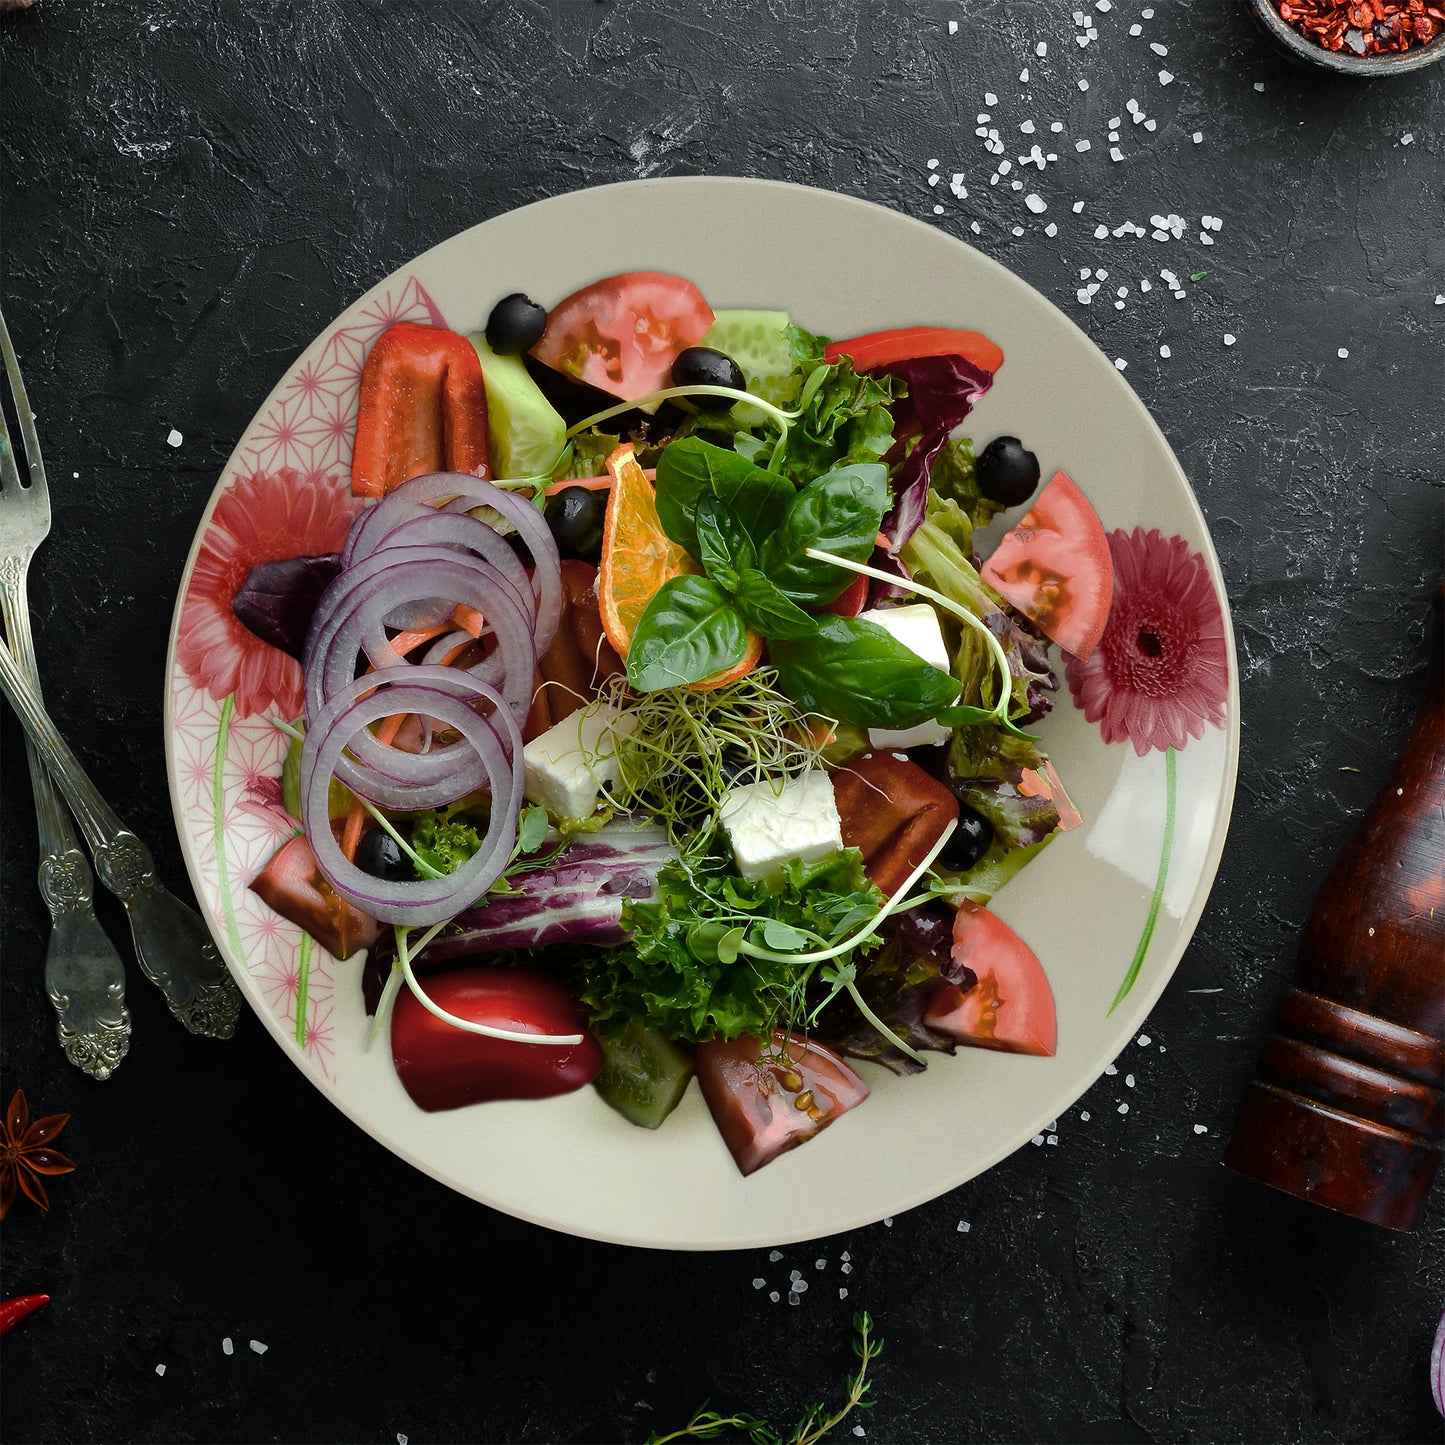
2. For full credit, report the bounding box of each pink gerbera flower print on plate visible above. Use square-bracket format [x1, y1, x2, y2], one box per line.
[176, 468, 360, 720]
[1066, 528, 1229, 757]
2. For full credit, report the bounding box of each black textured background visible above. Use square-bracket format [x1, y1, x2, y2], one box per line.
[2, 3, 1442, 1443]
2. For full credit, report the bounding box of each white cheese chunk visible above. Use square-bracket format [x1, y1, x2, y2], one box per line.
[859, 604, 958, 751]
[719, 770, 843, 882]
[522, 703, 635, 821]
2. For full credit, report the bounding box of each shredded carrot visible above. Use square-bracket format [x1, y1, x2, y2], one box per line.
[543, 467, 655, 497]
[450, 603, 485, 638]
[340, 800, 366, 863]
[387, 621, 453, 658]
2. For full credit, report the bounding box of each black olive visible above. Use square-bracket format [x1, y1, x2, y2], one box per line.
[544, 486, 606, 564]
[976, 436, 1041, 507]
[485, 293, 548, 355]
[671, 346, 746, 408]
[939, 802, 994, 872]
[355, 828, 413, 884]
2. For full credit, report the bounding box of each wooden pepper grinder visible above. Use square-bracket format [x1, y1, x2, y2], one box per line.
[1225, 584, 1445, 1230]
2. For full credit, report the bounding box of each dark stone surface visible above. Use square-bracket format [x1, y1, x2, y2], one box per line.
[1, 2, 1441, 1442]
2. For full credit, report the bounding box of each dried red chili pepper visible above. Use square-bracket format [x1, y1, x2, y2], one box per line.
[0, 1295, 50, 1336]
[1275, 0, 1443, 53]
[351, 323, 491, 498]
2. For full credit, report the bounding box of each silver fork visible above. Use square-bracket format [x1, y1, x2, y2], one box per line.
[0, 311, 131, 1077]
[0, 310, 241, 1043]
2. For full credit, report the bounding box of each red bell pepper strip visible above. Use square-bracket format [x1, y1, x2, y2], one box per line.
[351, 323, 491, 498]
[0, 1295, 50, 1335]
[824, 325, 1004, 378]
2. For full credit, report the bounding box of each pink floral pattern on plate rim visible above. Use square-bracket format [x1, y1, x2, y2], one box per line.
[168, 276, 444, 1077]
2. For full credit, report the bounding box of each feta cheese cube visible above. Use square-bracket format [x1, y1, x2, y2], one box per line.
[858, 605, 958, 750]
[719, 771, 843, 881]
[522, 703, 634, 821]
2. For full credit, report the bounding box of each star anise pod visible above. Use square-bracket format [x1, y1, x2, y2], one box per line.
[0, 1090, 76, 1219]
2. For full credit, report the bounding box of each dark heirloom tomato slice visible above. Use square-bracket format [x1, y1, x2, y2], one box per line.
[823, 325, 1004, 377]
[391, 966, 602, 1112]
[979, 469, 1114, 661]
[832, 752, 959, 896]
[250, 831, 384, 960]
[530, 272, 715, 403]
[925, 901, 1056, 1057]
[697, 1031, 870, 1176]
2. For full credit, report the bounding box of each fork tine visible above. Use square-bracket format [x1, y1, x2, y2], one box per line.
[0, 308, 47, 493]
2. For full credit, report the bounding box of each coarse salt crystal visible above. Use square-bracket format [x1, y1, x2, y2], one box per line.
[1077, 78, 1090, 91]
[770, 1290, 781, 1302]
[1138, 1034, 1151, 1046]
[1032, 1133, 1045, 1145]
[1077, 289, 1092, 304]
[1109, 130, 1120, 142]
[957, 1220, 972, 1232]
[883, 1216, 894, 1226]
[250, 1340, 268, 1354]
[1110, 147, 1124, 162]
[1159, 345, 1171, 358]
[769, 1249, 783, 1261]
[222, 1338, 234, 1355]
[1125, 1073, 1136, 1087]
[839, 1288, 849, 1300]
[794, 1278, 809, 1293]
[1046, 1134, 1059, 1145]
[998, 158, 1012, 174]
[971, 220, 982, 233]
[1338, 348, 1349, 359]
[1140, 279, 1152, 291]
[1045, 222, 1058, 236]
[1104, 1062, 1118, 1075]
[1194, 1124, 1209, 1135]
[1129, 22, 1143, 35]
[1193, 131, 1203, 143]
[1117, 286, 1128, 297]
[155, 1364, 166, 1377]
[1435, 295, 1445, 305]
[1115, 357, 1127, 370]
[1144, 118, 1157, 130]
[166, 428, 183, 447]
[1021, 119, 1036, 134]
[1152, 229, 1169, 241]
[933, 204, 944, 214]
[978, 112, 991, 123]
[1097, 0, 1112, 9]
[985, 91, 999, 105]
[1402, 132, 1414, 145]
[948, 18, 958, 32]
[1073, 200, 1085, 213]
[1096, 267, 1109, 279]
[1025, 193, 1047, 213]
[1224, 334, 1236, 346]
[1150, 41, 1168, 55]
[1080, 1110, 1091, 1121]
[1094, 224, 1109, 238]
[1142, 5, 1154, 15]
[928, 174, 940, 187]
[1200, 232, 1214, 245]
[927, 157, 938, 169]
[1158, 70, 1174, 85]
[1011, 178, 1022, 190]
[1254, 81, 1265, 91]
[1020, 66, 1030, 82]
[1118, 1101, 1130, 1113]
[815, 1258, 827, 1270]
[753, 1277, 766, 1288]
[1077, 139, 1092, 152]
[1051, 120, 1064, 131]
[1010, 224, 1024, 236]
[1036, 40, 1047, 55]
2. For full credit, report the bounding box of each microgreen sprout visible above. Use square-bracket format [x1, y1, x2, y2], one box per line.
[803, 548, 1037, 740]
[602, 670, 833, 853]
[564, 384, 803, 445]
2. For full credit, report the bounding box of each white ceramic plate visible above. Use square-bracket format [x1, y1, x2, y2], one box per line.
[165, 177, 1238, 1250]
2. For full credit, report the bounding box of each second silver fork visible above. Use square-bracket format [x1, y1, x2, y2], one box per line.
[0, 312, 131, 1078]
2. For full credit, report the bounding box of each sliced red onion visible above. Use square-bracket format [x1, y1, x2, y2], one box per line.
[422, 630, 474, 665]
[1432, 1308, 1444, 1418]
[347, 472, 560, 655]
[300, 673, 523, 926]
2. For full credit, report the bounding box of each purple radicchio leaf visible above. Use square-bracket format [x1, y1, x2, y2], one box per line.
[880, 354, 993, 554]
[232, 554, 343, 660]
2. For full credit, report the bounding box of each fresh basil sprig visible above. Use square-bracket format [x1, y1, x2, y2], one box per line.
[627, 440, 955, 730]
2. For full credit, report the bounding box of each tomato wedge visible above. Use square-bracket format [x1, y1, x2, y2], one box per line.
[980, 469, 1114, 661]
[351, 323, 491, 498]
[250, 831, 384, 960]
[531, 272, 714, 403]
[697, 1031, 869, 1176]
[833, 752, 959, 896]
[824, 325, 1004, 377]
[391, 966, 602, 1112]
[925, 902, 1056, 1057]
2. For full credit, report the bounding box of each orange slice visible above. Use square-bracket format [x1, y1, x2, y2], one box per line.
[597, 443, 761, 690]
[599, 444, 701, 656]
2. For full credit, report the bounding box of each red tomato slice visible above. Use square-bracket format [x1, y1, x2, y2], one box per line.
[250, 831, 383, 960]
[391, 966, 602, 1112]
[924, 901, 1056, 1057]
[820, 571, 869, 618]
[697, 1030, 870, 1176]
[824, 325, 1004, 377]
[530, 272, 715, 403]
[979, 469, 1114, 661]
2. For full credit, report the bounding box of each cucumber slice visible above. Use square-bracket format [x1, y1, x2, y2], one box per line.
[469, 333, 566, 481]
[703, 309, 798, 410]
[594, 1021, 695, 1129]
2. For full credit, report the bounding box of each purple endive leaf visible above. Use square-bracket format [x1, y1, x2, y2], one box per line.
[232, 553, 343, 660]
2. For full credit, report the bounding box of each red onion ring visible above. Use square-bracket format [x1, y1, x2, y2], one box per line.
[300, 670, 523, 925]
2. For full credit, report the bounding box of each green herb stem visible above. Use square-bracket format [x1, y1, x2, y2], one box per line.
[397, 944, 584, 1046]
[565, 384, 800, 441]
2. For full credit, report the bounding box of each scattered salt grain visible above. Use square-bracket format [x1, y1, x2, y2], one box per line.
[1020, 66, 1030, 82]
[1114, 300, 1125, 310]
[1254, 81, 1265, 91]
[155, 1364, 166, 1377]
[1110, 147, 1124, 162]
[1051, 120, 1064, 132]
[883, 1217, 894, 1227]
[950, 175, 967, 198]
[1077, 139, 1092, 152]
[853, 1428, 866, 1438]
[1193, 131, 1203, 143]
[1109, 130, 1120, 142]
[1077, 78, 1090, 91]
[250, 1340, 268, 1355]
[1011, 179, 1024, 191]
[1142, 6, 1154, 14]
[1118, 1101, 1130, 1114]
[1046, 1134, 1059, 1146]
[1200, 232, 1214, 245]
[398, 1436, 408, 1445]
[1032, 1133, 1045, 1145]
[1140, 279, 1152, 292]
[948, 18, 958, 33]
[753, 1278, 766, 1288]
[957, 1220, 971, 1233]
[1129, 22, 1143, 34]
[839, 1288, 849, 1300]
[1045, 222, 1058, 236]
[1104, 1062, 1118, 1075]
[1114, 357, 1127, 370]
[1025, 193, 1047, 213]
[222, 1338, 234, 1356]
[1125, 1073, 1136, 1087]
[1094, 224, 1109, 238]
[1224, 334, 1236, 346]
[1021, 119, 1036, 134]
[1011, 225, 1025, 235]
[1159, 345, 1171, 358]
[1338, 347, 1349, 359]
[794, 1278, 810, 1293]
[841, 1262, 853, 1275]
[1402, 132, 1414, 145]
[1436, 295, 1445, 305]
[1072, 200, 1085, 213]
[1117, 286, 1128, 297]
[970, 220, 982, 233]
[1097, 0, 1112, 9]
[985, 91, 999, 105]
[1158, 70, 1174, 85]
[928, 174, 940, 187]
[770, 1290, 781, 1302]
[933, 204, 944, 215]
[1138, 1034, 1151, 1046]
[815, 1258, 827, 1270]
[769, 1249, 783, 1261]
[1193, 1124, 1209, 1135]
[1036, 40, 1047, 55]
[1150, 41, 1168, 55]
[1080, 1110, 1091, 1121]
[166, 428, 183, 448]
[1144, 118, 1158, 131]
[1077, 289, 1092, 305]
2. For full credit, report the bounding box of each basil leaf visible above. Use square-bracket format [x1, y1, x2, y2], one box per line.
[759, 463, 889, 605]
[731, 569, 818, 641]
[769, 614, 959, 728]
[625, 575, 751, 692]
[654, 438, 794, 555]
[695, 494, 756, 594]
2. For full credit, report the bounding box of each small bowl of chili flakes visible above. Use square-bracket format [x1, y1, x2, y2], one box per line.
[1249, 0, 1445, 74]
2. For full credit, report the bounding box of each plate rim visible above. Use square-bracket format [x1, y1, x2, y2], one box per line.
[164, 175, 1240, 1250]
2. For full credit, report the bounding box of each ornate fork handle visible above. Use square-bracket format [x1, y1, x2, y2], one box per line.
[0, 632, 241, 1040]
[0, 562, 131, 1077]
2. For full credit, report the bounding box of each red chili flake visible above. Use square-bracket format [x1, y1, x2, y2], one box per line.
[1275, 0, 1445, 52]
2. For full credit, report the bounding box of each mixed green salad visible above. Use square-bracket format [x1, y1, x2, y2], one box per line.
[231, 271, 1115, 1175]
